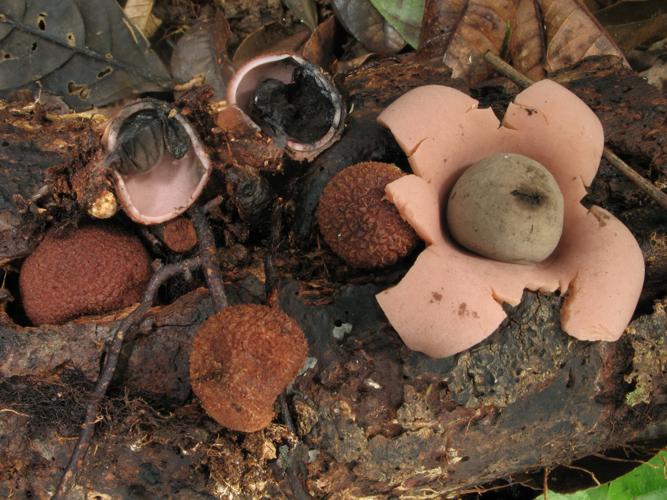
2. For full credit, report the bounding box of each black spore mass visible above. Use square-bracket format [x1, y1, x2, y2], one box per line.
[114, 108, 189, 175]
[249, 66, 335, 144]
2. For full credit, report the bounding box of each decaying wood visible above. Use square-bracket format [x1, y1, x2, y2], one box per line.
[0, 54, 665, 498]
[0, 98, 100, 265]
[0, 283, 664, 498]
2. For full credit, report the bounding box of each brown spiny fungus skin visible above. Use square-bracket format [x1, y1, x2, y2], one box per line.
[19, 225, 152, 326]
[316, 161, 418, 268]
[162, 217, 198, 253]
[189, 304, 308, 433]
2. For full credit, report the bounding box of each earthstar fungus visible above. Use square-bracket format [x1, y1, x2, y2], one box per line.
[317, 161, 419, 268]
[376, 80, 645, 358]
[225, 53, 346, 162]
[189, 304, 308, 433]
[19, 225, 152, 326]
[103, 99, 212, 225]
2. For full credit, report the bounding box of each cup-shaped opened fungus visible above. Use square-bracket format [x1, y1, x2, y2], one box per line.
[189, 304, 308, 433]
[225, 53, 346, 162]
[103, 99, 212, 225]
[376, 80, 645, 358]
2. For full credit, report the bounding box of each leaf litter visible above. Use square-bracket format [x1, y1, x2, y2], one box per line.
[0, 0, 172, 109]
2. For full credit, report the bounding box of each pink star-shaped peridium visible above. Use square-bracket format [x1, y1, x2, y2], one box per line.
[376, 80, 645, 358]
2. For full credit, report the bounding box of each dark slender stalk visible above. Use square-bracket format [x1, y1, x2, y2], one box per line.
[263, 202, 300, 437]
[189, 206, 228, 310]
[264, 200, 284, 306]
[484, 51, 667, 211]
[279, 393, 297, 435]
[53, 257, 202, 499]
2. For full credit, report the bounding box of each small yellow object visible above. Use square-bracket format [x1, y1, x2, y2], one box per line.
[88, 190, 118, 219]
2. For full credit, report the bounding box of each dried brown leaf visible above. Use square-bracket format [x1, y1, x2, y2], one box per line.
[284, 0, 318, 31]
[232, 22, 310, 69]
[123, 0, 161, 39]
[606, 15, 667, 53]
[302, 16, 338, 70]
[418, 0, 466, 59]
[419, 0, 515, 85]
[596, 0, 667, 26]
[510, 0, 546, 81]
[541, 0, 628, 72]
[595, 0, 667, 52]
[332, 0, 406, 55]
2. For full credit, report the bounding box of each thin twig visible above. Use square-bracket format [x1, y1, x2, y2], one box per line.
[263, 201, 297, 435]
[590, 452, 659, 467]
[173, 74, 205, 92]
[484, 51, 667, 211]
[53, 257, 201, 499]
[455, 480, 524, 496]
[559, 463, 601, 486]
[189, 206, 228, 310]
[543, 467, 549, 500]
[484, 52, 535, 89]
[602, 147, 667, 210]
[0, 408, 30, 417]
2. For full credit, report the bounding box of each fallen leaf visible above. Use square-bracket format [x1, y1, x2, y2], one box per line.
[0, 0, 172, 109]
[123, 0, 162, 39]
[232, 22, 310, 69]
[510, 0, 547, 81]
[595, 0, 667, 26]
[302, 16, 339, 70]
[595, 0, 667, 52]
[0, 1, 85, 89]
[418, 0, 515, 85]
[369, 0, 424, 48]
[541, 0, 628, 72]
[171, 11, 234, 100]
[283, 0, 318, 31]
[331, 0, 406, 55]
[418, 0, 466, 58]
[606, 15, 667, 53]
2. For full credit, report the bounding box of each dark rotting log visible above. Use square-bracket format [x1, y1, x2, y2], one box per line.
[0, 55, 665, 498]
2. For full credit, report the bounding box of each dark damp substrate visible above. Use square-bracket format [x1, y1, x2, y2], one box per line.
[249, 66, 335, 144]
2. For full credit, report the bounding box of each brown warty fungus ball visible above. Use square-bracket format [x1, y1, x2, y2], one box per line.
[19, 225, 152, 325]
[189, 304, 308, 433]
[316, 161, 418, 268]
